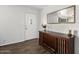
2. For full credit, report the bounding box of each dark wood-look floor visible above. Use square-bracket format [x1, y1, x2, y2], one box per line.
[0, 38, 50, 54]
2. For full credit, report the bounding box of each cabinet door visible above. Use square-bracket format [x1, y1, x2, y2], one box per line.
[43, 33, 48, 44]
[49, 35, 56, 50]
[39, 32, 43, 45]
[43, 33, 56, 50]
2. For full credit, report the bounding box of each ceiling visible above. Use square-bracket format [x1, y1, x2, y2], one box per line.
[27, 5, 48, 10]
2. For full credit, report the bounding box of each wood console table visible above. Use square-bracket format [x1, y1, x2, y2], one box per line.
[39, 31, 75, 54]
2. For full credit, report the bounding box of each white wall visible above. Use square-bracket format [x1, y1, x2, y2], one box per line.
[0, 5, 40, 46]
[40, 5, 79, 54]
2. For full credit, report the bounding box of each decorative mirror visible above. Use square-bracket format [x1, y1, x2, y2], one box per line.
[47, 5, 75, 24]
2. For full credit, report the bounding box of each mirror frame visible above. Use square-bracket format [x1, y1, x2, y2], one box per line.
[47, 5, 76, 24]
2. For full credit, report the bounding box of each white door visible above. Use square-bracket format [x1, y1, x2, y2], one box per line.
[24, 13, 38, 40]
